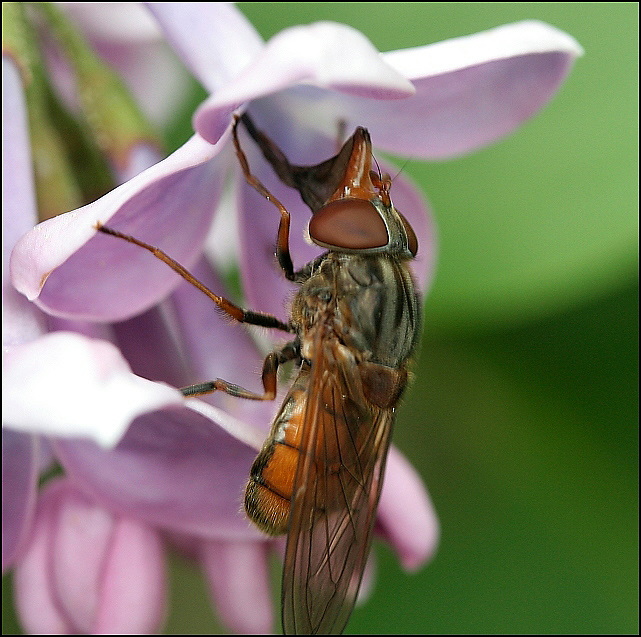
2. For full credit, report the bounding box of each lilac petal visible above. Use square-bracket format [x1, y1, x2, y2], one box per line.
[384, 20, 582, 85]
[112, 302, 269, 446]
[3, 331, 183, 448]
[47, 315, 115, 341]
[200, 539, 274, 634]
[2, 430, 39, 571]
[14, 479, 166, 634]
[3, 57, 38, 250]
[14, 481, 73, 633]
[377, 446, 439, 571]
[113, 302, 192, 388]
[194, 21, 415, 145]
[3, 232, 48, 348]
[170, 258, 263, 384]
[55, 405, 265, 538]
[52, 483, 119, 632]
[183, 398, 265, 452]
[10, 133, 228, 322]
[333, 21, 583, 158]
[147, 2, 263, 92]
[93, 517, 166, 633]
[3, 56, 48, 345]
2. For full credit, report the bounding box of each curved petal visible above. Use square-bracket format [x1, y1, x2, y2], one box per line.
[183, 398, 265, 453]
[377, 446, 439, 571]
[55, 405, 264, 539]
[13, 479, 166, 634]
[147, 2, 263, 92]
[10, 133, 228, 322]
[384, 20, 582, 84]
[2, 56, 48, 346]
[51, 484, 121, 632]
[200, 539, 274, 634]
[325, 21, 583, 158]
[2, 430, 39, 572]
[13, 481, 73, 633]
[93, 516, 166, 633]
[194, 21, 415, 145]
[112, 302, 192, 389]
[3, 331, 183, 448]
[2, 57, 37, 249]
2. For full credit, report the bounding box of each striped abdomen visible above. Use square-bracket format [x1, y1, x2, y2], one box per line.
[244, 366, 311, 535]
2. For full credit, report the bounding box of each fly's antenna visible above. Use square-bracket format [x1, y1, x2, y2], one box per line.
[390, 159, 410, 183]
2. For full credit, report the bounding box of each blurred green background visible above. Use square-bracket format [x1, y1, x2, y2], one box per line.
[170, 3, 637, 634]
[236, 3, 639, 634]
[4, 2, 637, 635]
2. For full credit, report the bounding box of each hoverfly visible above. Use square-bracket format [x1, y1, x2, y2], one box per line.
[97, 113, 421, 635]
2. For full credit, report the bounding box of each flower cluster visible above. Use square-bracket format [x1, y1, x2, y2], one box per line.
[3, 3, 581, 633]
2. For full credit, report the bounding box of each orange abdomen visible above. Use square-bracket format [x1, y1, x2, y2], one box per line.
[244, 385, 308, 535]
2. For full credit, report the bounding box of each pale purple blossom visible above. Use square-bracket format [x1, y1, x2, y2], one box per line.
[13, 477, 166, 634]
[4, 3, 582, 633]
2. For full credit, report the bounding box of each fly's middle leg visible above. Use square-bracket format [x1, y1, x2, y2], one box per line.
[180, 341, 299, 399]
[95, 223, 292, 332]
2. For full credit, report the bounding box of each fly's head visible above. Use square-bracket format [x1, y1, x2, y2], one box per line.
[307, 127, 418, 259]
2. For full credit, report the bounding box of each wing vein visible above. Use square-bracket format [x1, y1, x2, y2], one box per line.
[282, 332, 395, 634]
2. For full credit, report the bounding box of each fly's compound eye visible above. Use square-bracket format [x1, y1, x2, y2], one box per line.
[308, 198, 388, 251]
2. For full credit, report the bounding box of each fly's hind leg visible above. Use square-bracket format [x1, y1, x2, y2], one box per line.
[181, 341, 300, 399]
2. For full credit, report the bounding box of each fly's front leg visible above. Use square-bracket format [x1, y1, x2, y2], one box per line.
[181, 341, 300, 399]
[232, 116, 295, 281]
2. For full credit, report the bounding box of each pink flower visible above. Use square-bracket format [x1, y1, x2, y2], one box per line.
[13, 478, 166, 634]
[4, 3, 582, 633]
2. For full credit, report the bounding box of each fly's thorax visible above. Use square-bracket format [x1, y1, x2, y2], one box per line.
[340, 254, 420, 368]
[290, 255, 335, 338]
[293, 253, 420, 369]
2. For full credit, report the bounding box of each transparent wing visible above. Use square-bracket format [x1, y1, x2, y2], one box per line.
[281, 335, 394, 635]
